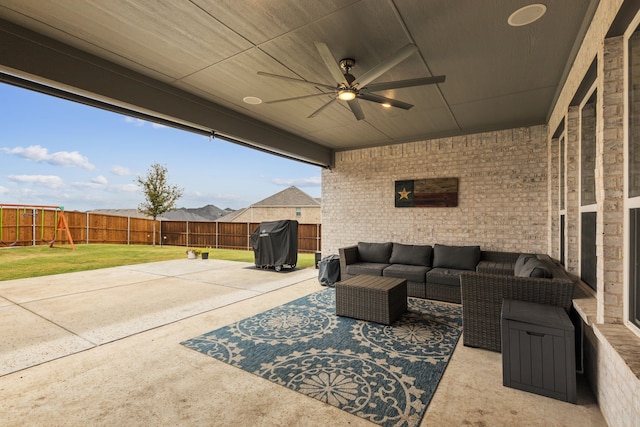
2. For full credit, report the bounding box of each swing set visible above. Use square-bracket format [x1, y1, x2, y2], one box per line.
[0, 204, 75, 250]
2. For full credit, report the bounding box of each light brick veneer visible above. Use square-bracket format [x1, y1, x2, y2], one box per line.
[322, 125, 548, 256]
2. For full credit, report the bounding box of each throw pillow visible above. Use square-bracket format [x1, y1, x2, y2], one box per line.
[389, 243, 432, 266]
[514, 253, 536, 276]
[357, 242, 392, 263]
[517, 257, 552, 278]
[432, 244, 481, 271]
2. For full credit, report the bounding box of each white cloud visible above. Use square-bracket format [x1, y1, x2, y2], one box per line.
[272, 176, 321, 187]
[2, 145, 95, 170]
[110, 165, 131, 176]
[113, 183, 139, 192]
[123, 116, 168, 129]
[124, 117, 145, 126]
[8, 174, 64, 189]
[0, 186, 7, 195]
[91, 175, 108, 185]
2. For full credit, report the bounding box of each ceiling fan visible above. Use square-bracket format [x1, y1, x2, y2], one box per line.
[258, 42, 445, 121]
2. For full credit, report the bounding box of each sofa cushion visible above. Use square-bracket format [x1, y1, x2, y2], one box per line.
[427, 267, 468, 286]
[432, 244, 481, 271]
[383, 264, 430, 282]
[514, 253, 537, 276]
[516, 257, 552, 278]
[389, 243, 432, 267]
[346, 262, 390, 277]
[357, 242, 392, 263]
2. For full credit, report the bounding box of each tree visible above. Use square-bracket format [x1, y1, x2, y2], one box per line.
[136, 163, 184, 245]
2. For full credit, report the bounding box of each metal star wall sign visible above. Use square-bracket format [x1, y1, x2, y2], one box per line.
[398, 187, 412, 200]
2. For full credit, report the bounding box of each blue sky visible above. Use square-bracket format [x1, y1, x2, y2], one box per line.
[0, 83, 321, 212]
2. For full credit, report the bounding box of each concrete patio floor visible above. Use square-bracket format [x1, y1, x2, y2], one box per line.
[0, 260, 606, 426]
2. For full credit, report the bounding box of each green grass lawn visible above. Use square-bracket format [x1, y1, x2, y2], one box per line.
[0, 244, 316, 281]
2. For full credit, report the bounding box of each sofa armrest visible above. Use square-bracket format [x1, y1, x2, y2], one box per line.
[460, 271, 575, 352]
[338, 245, 359, 278]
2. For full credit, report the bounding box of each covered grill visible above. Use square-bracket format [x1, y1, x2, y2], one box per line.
[251, 220, 298, 271]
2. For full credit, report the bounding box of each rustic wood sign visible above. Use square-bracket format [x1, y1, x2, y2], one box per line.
[394, 178, 458, 207]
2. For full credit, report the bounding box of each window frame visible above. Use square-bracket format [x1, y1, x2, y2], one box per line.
[624, 13, 640, 338]
[579, 83, 598, 291]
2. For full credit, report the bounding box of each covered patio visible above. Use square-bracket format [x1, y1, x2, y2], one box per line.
[0, 260, 604, 426]
[1, 1, 640, 425]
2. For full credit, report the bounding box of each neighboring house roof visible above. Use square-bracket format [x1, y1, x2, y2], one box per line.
[215, 208, 247, 222]
[90, 205, 231, 221]
[251, 186, 320, 207]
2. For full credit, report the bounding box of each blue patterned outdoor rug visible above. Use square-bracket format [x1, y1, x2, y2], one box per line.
[181, 288, 462, 427]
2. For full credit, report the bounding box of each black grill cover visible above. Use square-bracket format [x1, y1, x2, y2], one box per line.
[318, 254, 341, 287]
[251, 220, 298, 268]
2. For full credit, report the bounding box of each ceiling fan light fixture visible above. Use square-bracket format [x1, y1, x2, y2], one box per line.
[338, 89, 357, 101]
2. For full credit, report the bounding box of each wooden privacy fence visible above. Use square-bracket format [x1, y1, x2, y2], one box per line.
[0, 207, 321, 253]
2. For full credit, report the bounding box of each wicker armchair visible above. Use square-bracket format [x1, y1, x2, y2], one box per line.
[460, 254, 575, 352]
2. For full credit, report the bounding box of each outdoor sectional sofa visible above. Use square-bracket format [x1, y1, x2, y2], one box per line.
[338, 242, 575, 352]
[339, 242, 516, 304]
[459, 253, 575, 352]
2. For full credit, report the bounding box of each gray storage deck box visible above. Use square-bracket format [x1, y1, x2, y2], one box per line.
[501, 299, 576, 403]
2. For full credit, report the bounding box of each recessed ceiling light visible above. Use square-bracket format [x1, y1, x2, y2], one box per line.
[243, 96, 262, 105]
[508, 4, 547, 27]
[382, 103, 391, 108]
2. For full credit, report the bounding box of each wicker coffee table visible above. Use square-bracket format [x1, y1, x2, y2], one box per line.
[335, 275, 407, 325]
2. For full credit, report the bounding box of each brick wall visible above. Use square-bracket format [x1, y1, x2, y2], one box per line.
[321, 125, 548, 255]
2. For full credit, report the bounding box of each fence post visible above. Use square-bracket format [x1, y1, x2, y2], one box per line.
[127, 216, 130, 245]
[186, 221, 189, 248]
[86, 211, 89, 244]
[215, 221, 218, 249]
[30, 208, 36, 246]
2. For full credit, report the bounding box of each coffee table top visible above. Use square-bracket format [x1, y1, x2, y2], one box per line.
[337, 275, 406, 291]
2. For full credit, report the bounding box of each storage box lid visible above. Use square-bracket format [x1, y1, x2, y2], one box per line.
[502, 299, 573, 330]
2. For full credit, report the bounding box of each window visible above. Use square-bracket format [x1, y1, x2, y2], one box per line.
[630, 28, 640, 198]
[295, 207, 301, 217]
[580, 88, 597, 291]
[581, 91, 597, 207]
[560, 134, 566, 211]
[560, 214, 566, 266]
[630, 209, 640, 328]
[558, 129, 566, 265]
[628, 26, 640, 328]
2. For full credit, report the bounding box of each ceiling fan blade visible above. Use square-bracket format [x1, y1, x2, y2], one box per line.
[358, 92, 413, 110]
[352, 44, 418, 88]
[347, 99, 365, 121]
[257, 71, 336, 90]
[308, 97, 338, 118]
[314, 42, 348, 86]
[364, 75, 446, 92]
[265, 92, 334, 104]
